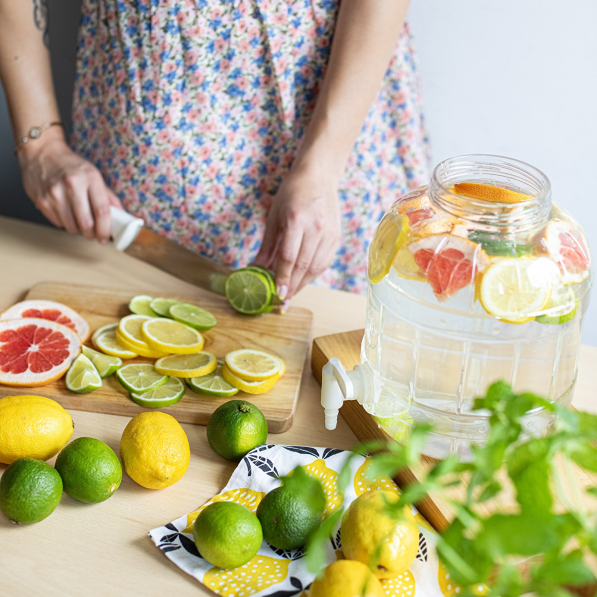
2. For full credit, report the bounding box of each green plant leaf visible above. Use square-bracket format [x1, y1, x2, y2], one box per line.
[305, 508, 343, 575]
[569, 444, 597, 473]
[477, 480, 502, 503]
[531, 549, 596, 586]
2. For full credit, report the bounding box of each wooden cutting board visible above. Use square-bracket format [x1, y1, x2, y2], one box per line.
[312, 329, 597, 594]
[0, 282, 313, 433]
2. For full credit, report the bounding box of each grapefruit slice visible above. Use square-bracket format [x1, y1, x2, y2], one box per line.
[0, 300, 89, 342]
[537, 220, 590, 285]
[0, 318, 81, 386]
[408, 235, 489, 301]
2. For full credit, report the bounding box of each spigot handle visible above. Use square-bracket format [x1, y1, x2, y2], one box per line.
[328, 357, 353, 400]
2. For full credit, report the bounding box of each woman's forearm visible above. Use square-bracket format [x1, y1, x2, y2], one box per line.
[0, 0, 64, 155]
[294, 0, 411, 180]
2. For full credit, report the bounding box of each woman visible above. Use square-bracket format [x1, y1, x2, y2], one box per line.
[0, 0, 428, 299]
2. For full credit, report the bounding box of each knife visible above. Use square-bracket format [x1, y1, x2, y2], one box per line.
[110, 206, 232, 295]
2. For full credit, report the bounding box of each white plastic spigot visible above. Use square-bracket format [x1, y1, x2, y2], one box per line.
[110, 206, 145, 251]
[321, 358, 379, 430]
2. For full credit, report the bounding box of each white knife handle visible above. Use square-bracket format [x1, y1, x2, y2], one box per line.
[110, 206, 144, 251]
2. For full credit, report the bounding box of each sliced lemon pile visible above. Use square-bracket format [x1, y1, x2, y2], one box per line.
[155, 352, 217, 378]
[480, 257, 554, 324]
[222, 364, 280, 395]
[141, 318, 204, 354]
[93, 327, 138, 360]
[225, 349, 281, 381]
[368, 213, 410, 284]
[452, 182, 531, 204]
[117, 314, 169, 358]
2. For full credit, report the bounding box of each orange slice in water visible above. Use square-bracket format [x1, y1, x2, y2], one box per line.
[452, 182, 531, 204]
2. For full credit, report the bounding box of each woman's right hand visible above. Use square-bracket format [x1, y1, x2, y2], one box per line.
[18, 128, 122, 244]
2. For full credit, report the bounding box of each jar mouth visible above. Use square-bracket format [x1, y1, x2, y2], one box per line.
[429, 154, 552, 231]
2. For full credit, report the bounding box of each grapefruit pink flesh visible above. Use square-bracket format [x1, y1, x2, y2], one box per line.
[0, 318, 81, 386]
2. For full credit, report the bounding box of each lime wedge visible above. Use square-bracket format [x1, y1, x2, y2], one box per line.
[81, 345, 122, 378]
[169, 303, 217, 331]
[129, 295, 157, 317]
[225, 270, 272, 315]
[536, 286, 578, 325]
[150, 298, 181, 318]
[116, 363, 168, 393]
[186, 368, 239, 398]
[66, 354, 103, 393]
[130, 377, 185, 408]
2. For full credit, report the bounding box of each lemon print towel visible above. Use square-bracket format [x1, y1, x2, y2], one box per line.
[149, 444, 464, 596]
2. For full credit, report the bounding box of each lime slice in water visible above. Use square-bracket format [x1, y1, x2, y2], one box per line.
[536, 286, 578, 325]
[129, 295, 157, 317]
[155, 352, 217, 378]
[225, 270, 272, 315]
[116, 363, 168, 394]
[150, 298, 181, 318]
[186, 367, 239, 398]
[130, 377, 185, 408]
[66, 354, 103, 393]
[169, 303, 217, 331]
[82, 345, 122, 378]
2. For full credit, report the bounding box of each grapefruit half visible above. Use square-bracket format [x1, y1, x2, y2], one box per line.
[0, 300, 89, 341]
[408, 235, 489, 301]
[0, 318, 81, 386]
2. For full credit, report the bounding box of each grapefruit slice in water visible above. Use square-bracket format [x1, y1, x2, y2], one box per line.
[408, 235, 489, 301]
[0, 300, 89, 341]
[0, 318, 81, 386]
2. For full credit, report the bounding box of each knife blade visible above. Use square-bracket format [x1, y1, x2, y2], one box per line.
[110, 207, 232, 295]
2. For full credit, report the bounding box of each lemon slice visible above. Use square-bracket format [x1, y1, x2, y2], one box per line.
[116, 363, 168, 393]
[129, 377, 185, 408]
[92, 322, 118, 345]
[141, 318, 204, 354]
[480, 257, 555, 324]
[169, 303, 217, 331]
[155, 352, 217, 378]
[66, 354, 103, 393]
[118, 315, 154, 349]
[150, 298, 180, 318]
[368, 213, 410, 284]
[392, 244, 426, 281]
[452, 182, 531, 204]
[221, 364, 280, 394]
[93, 329, 138, 359]
[129, 295, 157, 317]
[115, 330, 168, 359]
[82, 345, 122, 378]
[225, 349, 281, 381]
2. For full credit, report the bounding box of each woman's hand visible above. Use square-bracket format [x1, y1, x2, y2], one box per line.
[18, 130, 122, 243]
[253, 164, 342, 300]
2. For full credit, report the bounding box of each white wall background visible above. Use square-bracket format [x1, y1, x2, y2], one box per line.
[408, 0, 597, 344]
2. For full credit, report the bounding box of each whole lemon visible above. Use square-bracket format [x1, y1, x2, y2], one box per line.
[120, 412, 190, 489]
[0, 395, 74, 464]
[341, 489, 419, 579]
[310, 560, 384, 597]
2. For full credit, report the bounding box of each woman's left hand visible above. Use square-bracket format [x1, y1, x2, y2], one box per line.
[253, 164, 342, 301]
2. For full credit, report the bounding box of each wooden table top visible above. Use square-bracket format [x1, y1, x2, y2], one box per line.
[0, 215, 595, 597]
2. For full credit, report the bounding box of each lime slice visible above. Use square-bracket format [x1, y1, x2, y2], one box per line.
[130, 377, 185, 408]
[129, 295, 157, 317]
[225, 270, 272, 315]
[155, 352, 217, 378]
[116, 363, 169, 393]
[169, 303, 217, 331]
[150, 298, 181, 318]
[141, 318, 204, 354]
[82, 345, 122, 378]
[225, 349, 281, 381]
[93, 329, 138, 359]
[66, 354, 103, 393]
[536, 286, 578, 325]
[186, 368, 239, 398]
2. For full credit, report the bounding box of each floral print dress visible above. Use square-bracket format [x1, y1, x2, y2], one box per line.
[71, 0, 430, 293]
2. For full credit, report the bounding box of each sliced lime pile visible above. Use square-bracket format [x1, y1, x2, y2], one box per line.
[82, 345, 122, 378]
[130, 377, 185, 408]
[169, 302, 217, 331]
[536, 286, 578, 325]
[116, 363, 168, 393]
[150, 298, 181, 318]
[129, 295, 157, 317]
[187, 362, 238, 398]
[225, 269, 273, 315]
[66, 354, 103, 394]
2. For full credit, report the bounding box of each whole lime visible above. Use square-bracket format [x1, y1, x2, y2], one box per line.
[193, 501, 263, 568]
[257, 467, 325, 550]
[0, 458, 63, 524]
[206, 400, 267, 461]
[55, 437, 122, 503]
